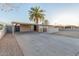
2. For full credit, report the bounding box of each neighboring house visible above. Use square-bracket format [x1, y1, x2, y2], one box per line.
[54, 25, 79, 31]
[65, 25, 78, 29]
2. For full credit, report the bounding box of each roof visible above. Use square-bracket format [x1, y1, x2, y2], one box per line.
[12, 22, 35, 25]
[12, 21, 53, 26]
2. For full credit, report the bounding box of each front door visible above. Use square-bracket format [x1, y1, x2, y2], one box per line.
[34, 25, 37, 31]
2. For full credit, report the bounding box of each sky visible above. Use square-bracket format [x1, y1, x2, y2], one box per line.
[0, 3, 79, 25]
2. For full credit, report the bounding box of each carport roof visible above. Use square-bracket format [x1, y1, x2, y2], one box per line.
[12, 22, 35, 25]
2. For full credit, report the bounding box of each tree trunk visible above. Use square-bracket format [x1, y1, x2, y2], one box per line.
[36, 19, 39, 32]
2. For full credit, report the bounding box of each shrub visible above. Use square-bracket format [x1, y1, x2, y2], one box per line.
[0, 24, 3, 30]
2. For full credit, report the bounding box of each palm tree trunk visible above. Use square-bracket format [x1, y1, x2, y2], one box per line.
[36, 19, 39, 32]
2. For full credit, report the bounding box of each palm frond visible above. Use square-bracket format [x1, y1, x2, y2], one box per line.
[28, 6, 45, 24]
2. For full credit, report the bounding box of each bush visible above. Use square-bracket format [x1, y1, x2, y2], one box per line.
[0, 24, 3, 30]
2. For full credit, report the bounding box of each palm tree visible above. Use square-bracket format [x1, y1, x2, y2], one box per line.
[28, 6, 45, 31]
[28, 6, 45, 24]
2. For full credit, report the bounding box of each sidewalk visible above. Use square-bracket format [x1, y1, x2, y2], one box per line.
[0, 33, 23, 56]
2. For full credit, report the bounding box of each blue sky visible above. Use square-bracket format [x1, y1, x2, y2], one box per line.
[0, 3, 79, 25]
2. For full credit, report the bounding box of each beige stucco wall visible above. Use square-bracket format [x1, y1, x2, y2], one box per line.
[38, 25, 43, 32]
[47, 27, 59, 33]
[20, 24, 34, 32]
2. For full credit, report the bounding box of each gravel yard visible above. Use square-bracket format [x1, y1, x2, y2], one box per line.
[54, 30, 79, 38]
[15, 32, 79, 56]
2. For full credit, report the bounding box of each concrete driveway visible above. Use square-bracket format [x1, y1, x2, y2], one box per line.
[15, 32, 79, 56]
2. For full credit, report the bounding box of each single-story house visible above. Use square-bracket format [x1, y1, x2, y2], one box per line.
[11, 22, 59, 35]
[12, 22, 48, 33]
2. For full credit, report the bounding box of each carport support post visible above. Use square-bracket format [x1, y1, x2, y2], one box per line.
[12, 24, 15, 36]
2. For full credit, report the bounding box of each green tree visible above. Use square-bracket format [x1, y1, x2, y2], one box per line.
[28, 6, 45, 24]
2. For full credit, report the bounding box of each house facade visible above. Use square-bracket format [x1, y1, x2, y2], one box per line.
[12, 22, 48, 33]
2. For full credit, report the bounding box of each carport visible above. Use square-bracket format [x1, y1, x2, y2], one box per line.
[12, 22, 34, 35]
